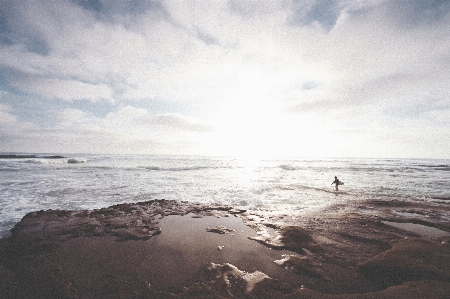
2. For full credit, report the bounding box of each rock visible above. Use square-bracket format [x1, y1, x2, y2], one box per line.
[207, 226, 236, 234]
[359, 238, 450, 287]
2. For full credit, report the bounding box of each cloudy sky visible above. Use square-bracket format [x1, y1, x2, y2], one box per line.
[1, 0, 449, 159]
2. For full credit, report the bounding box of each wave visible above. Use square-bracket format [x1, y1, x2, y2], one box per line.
[429, 196, 450, 201]
[434, 166, 450, 171]
[417, 163, 449, 168]
[0, 154, 65, 159]
[138, 165, 211, 172]
[0, 154, 87, 164]
[21, 158, 87, 164]
[278, 163, 426, 173]
[278, 164, 300, 171]
[18, 159, 66, 165]
[139, 166, 161, 171]
[67, 158, 87, 164]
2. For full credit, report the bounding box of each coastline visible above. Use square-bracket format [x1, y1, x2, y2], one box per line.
[1, 199, 449, 298]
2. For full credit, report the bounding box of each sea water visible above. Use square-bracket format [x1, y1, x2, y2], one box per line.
[1, 154, 449, 238]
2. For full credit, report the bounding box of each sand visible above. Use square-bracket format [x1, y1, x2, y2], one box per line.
[1, 199, 449, 298]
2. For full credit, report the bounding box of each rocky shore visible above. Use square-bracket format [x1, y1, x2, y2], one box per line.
[1, 199, 449, 298]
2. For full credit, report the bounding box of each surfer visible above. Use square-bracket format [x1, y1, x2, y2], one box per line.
[331, 176, 341, 191]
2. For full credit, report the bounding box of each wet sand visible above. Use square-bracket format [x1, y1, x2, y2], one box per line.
[1, 199, 449, 298]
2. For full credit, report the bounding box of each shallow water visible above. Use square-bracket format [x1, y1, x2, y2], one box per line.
[1, 154, 449, 238]
[151, 214, 301, 292]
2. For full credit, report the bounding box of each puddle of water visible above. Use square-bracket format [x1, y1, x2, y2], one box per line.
[145, 214, 301, 292]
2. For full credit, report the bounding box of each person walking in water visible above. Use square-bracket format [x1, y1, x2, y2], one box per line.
[331, 176, 341, 191]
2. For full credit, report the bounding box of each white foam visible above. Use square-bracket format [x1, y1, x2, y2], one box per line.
[208, 262, 270, 293]
[67, 158, 87, 164]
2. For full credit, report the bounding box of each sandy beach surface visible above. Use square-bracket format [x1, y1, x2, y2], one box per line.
[1, 199, 449, 299]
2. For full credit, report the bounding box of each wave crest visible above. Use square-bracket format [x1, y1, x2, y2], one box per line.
[0, 154, 65, 159]
[278, 164, 299, 171]
[139, 166, 210, 172]
[67, 158, 87, 164]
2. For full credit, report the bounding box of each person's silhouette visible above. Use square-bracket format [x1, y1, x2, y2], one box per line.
[331, 176, 341, 191]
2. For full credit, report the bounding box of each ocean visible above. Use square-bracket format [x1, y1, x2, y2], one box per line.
[1, 153, 449, 238]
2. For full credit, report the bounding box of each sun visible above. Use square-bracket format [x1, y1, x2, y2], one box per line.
[206, 68, 280, 159]
[201, 65, 338, 160]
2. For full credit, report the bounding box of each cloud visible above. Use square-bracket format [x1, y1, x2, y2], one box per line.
[0, 103, 215, 154]
[289, 0, 340, 30]
[0, 103, 36, 152]
[146, 113, 215, 132]
[2, 0, 449, 106]
[281, 1, 450, 119]
[0, 102, 35, 131]
[53, 107, 98, 127]
[0, 0, 177, 101]
[102, 105, 214, 131]
[1, 0, 449, 158]
[9, 76, 113, 102]
[0, 103, 17, 125]
[385, 0, 450, 27]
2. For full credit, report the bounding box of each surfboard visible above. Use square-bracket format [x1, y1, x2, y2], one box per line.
[338, 181, 344, 185]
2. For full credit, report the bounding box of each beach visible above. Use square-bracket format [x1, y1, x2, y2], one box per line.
[1, 198, 449, 299]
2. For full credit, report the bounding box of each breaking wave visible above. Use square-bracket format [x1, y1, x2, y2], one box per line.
[0, 154, 65, 159]
[278, 164, 300, 171]
[138, 165, 211, 172]
[67, 158, 87, 164]
[0, 154, 87, 164]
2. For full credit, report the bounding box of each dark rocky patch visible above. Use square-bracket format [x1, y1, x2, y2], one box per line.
[206, 226, 236, 234]
[359, 238, 450, 287]
[279, 226, 319, 254]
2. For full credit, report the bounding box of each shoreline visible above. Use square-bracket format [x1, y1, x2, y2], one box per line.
[1, 199, 449, 298]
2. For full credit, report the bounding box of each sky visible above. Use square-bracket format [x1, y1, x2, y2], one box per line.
[1, 0, 449, 159]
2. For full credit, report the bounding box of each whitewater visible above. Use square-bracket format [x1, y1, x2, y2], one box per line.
[1, 153, 449, 238]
